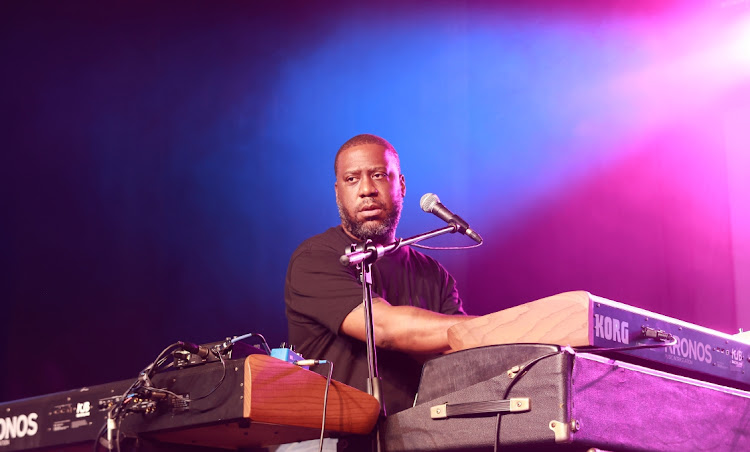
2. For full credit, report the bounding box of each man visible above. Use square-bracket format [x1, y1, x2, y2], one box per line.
[284, 134, 473, 418]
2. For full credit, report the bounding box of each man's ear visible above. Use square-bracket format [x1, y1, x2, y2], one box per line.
[399, 174, 406, 197]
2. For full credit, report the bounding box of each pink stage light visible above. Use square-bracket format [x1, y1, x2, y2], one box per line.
[727, 15, 750, 71]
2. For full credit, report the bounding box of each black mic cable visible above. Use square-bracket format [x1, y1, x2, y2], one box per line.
[292, 359, 334, 452]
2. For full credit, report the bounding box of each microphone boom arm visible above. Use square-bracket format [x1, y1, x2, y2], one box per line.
[339, 224, 458, 267]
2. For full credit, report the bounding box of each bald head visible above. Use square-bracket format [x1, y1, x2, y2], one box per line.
[334, 134, 401, 177]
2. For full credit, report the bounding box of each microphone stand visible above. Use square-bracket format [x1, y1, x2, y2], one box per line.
[340, 224, 458, 451]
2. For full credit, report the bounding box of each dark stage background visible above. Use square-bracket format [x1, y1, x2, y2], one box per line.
[3, 0, 750, 402]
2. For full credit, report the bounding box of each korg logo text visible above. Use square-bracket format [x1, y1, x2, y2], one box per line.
[0, 413, 39, 441]
[594, 314, 630, 344]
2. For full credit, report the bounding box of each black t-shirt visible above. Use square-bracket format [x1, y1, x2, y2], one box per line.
[285, 226, 466, 415]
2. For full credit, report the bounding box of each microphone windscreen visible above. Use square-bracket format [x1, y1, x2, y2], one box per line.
[420, 193, 440, 213]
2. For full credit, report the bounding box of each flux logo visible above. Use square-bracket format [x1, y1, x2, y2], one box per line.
[593, 314, 630, 344]
[0, 413, 39, 442]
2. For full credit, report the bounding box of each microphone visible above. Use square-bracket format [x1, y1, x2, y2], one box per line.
[420, 193, 483, 244]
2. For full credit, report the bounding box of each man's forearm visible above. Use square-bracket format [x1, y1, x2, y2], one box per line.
[341, 299, 476, 354]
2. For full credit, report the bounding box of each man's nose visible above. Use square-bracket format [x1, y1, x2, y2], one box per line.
[358, 177, 378, 197]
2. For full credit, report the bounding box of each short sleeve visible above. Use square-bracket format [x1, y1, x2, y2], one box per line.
[439, 264, 466, 316]
[286, 245, 368, 334]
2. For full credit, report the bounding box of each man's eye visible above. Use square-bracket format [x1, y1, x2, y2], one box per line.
[372, 173, 386, 179]
[345, 176, 358, 183]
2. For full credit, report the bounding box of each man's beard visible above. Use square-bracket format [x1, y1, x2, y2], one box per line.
[337, 198, 402, 243]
